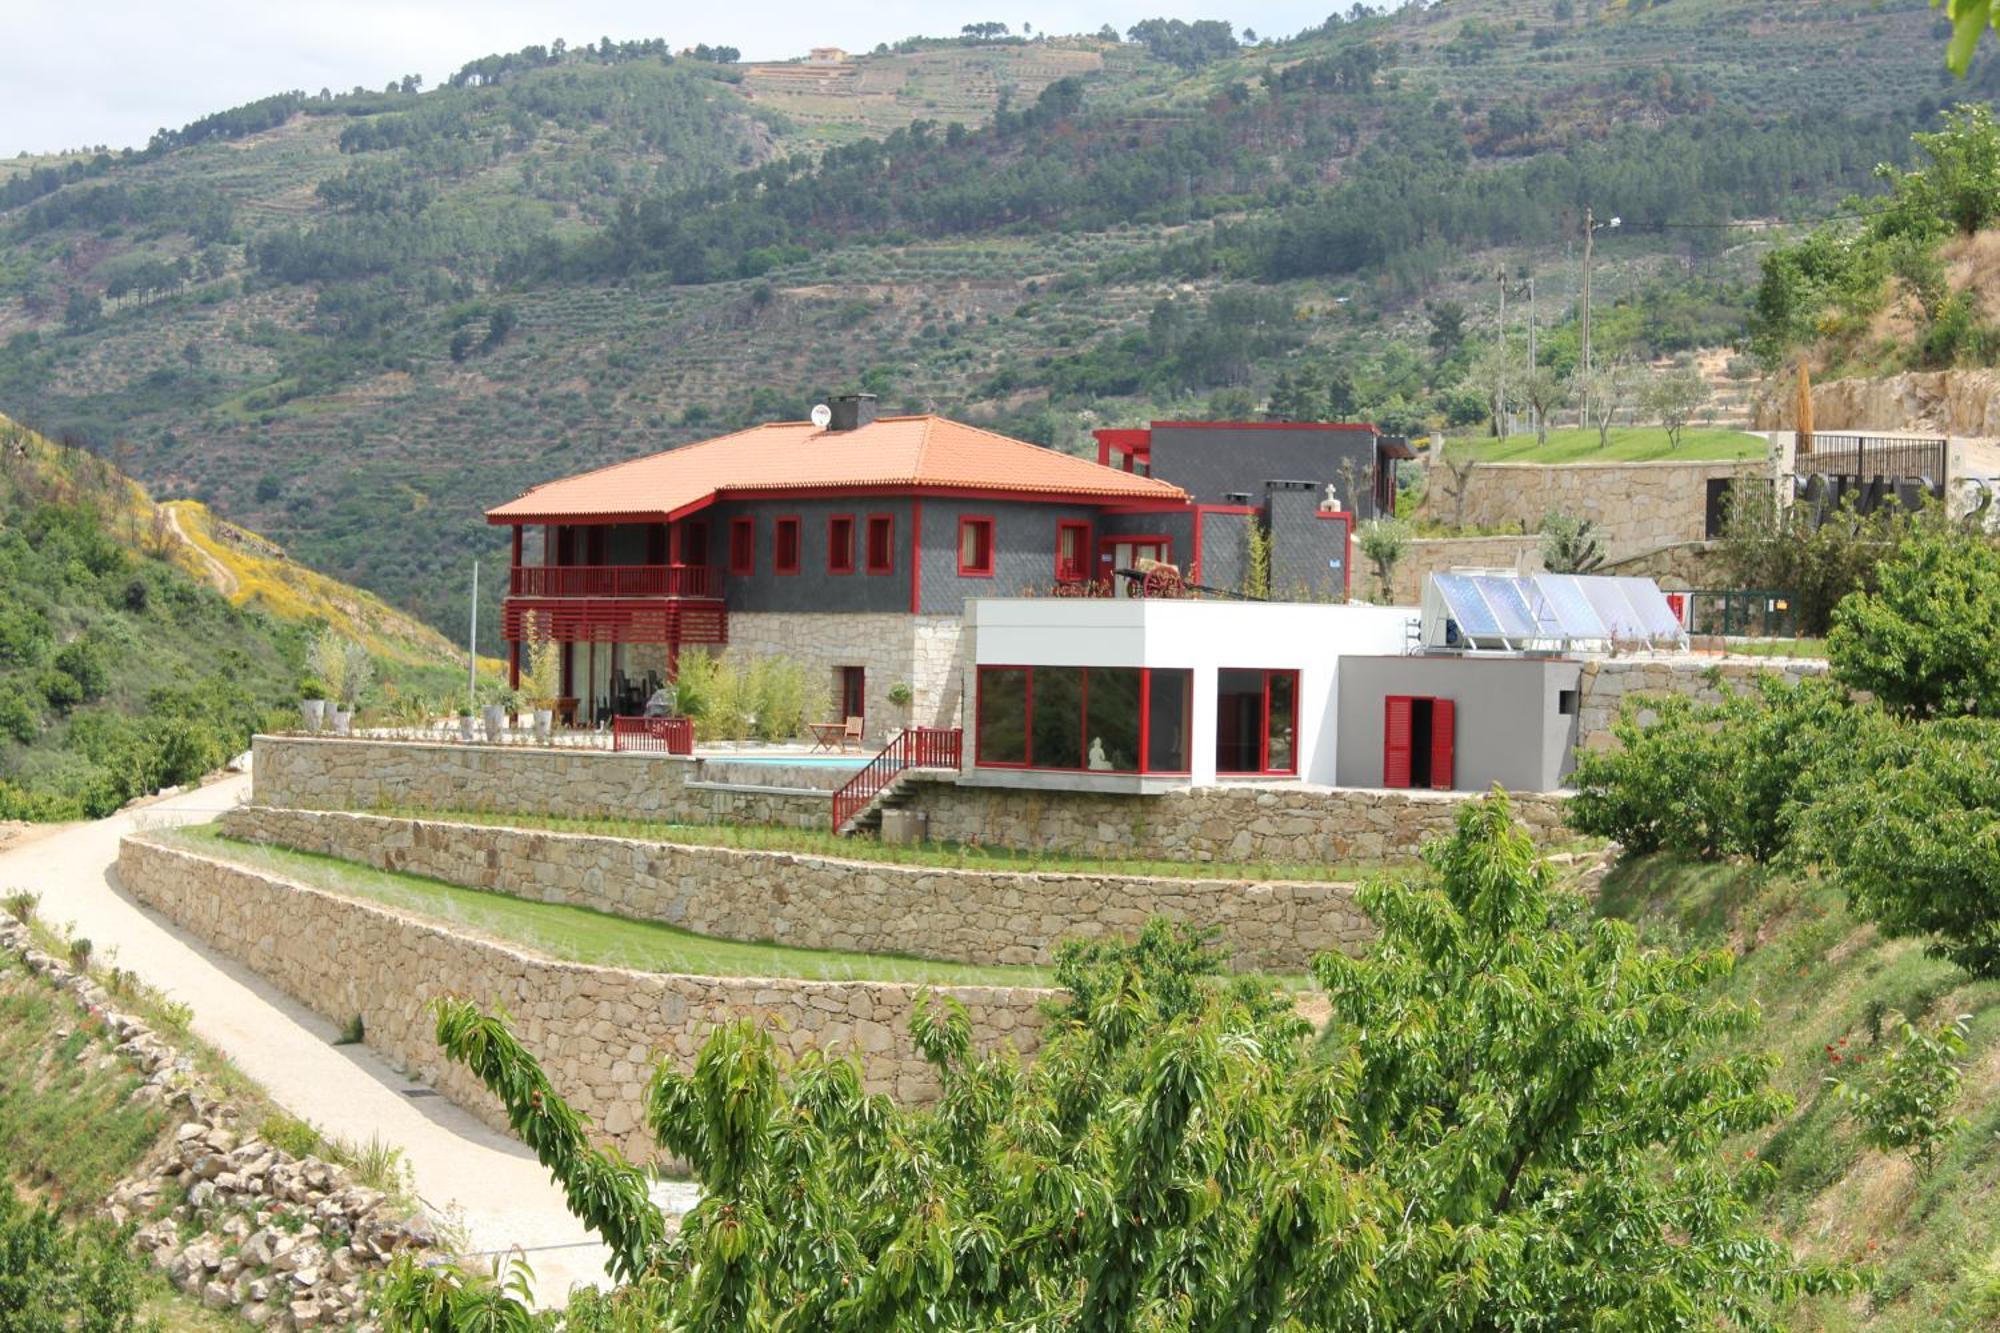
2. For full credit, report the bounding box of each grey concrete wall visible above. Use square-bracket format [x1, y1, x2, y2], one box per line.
[1334, 655, 1583, 792]
[1145, 423, 1385, 517]
[916, 498, 1102, 613]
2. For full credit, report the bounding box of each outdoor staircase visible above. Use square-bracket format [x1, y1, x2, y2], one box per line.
[831, 727, 962, 835]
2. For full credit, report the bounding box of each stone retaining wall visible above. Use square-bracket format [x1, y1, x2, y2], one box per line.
[216, 807, 1373, 971]
[1576, 656, 1829, 745]
[118, 837, 1050, 1163]
[1425, 457, 1770, 558]
[905, 782, 1570, 863]
[1393, 535, 1544, 602]
[252, 736, 829, 829]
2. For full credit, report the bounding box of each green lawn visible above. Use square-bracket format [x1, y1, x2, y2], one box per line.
[167, 826, 1053, 988]
[358, 806, 1387, 884]
[1722, 637, 1829, 659]
[1442, 428, 1769, 465]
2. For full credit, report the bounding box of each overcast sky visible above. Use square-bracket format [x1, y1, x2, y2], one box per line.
[7, 1, 1337, 158]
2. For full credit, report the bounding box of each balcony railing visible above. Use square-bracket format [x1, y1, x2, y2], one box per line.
[508, 564, 717, 598]
[611, 715, 695, 755]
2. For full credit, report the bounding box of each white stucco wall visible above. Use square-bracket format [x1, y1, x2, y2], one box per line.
[960, 599, 1415, 787]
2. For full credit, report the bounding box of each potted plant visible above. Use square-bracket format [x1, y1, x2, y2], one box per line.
[524, 640, 561, 743]
[481, 693, 507, 743]
[458, 707, 475, 742]
[299, 678, 328, 733]
[886, 680, 914, 733]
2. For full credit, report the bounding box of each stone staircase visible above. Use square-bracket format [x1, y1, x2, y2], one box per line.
[830, 727, 963, 834]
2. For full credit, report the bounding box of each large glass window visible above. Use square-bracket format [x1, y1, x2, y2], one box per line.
[1217, 669, 1301, 776]
[976, 668, 1029, 765]
[1030, 667, 1085, 769]
[1145, 670, 1191, 773]
[975, 666, 1189, 773]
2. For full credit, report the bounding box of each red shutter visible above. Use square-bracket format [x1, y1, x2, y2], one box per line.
[1384, 697, 1413, 788]
[1430, 698, 1456, 790]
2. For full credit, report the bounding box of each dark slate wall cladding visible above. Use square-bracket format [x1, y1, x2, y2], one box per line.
[715, 498, 913, 615]
[1267, 484, 1347, 601]
[1145, 425, 1383, 518]
[917, 498, 1101, 614]
[1197, 510, 1252, 594]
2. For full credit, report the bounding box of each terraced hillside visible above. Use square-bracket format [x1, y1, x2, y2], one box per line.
[0, 2, 1985, 643]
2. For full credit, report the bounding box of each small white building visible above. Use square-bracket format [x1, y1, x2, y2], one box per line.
[957, 597, 1413, 793]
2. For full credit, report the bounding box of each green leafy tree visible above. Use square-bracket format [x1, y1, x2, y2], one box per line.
[1827, 527, 2000, 718]
[1874, 102, 2000, 236]
[1641, 362, 1711, 447]
[1714, 491, 1907, 638]
[386, 797, 1847, 1330]
[1830, 1012, 1970, 1170]
[1357, 516, 1409, 601]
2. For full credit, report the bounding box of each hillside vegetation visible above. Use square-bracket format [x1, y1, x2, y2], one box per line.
[0, 0, 1984, 643]
[0, 414, 461, 820]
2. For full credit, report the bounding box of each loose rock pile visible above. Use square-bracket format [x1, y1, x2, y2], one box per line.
[0, 915, 436, 1330]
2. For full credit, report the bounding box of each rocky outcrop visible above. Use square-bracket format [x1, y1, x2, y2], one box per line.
[0, 915, 433, 1331]
[1754, 368, 2000, 436]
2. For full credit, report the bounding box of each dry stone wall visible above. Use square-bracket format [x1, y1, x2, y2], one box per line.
[905, 782, 1570, 864]
[217, 806, 1372, 972]
[1575, 656, 1829, 745]
[1393, 536, 1544, 602]
[252, 736, 828, 829]
[118, 837, 1050, 1163]
[1429, 458, 1770, 557]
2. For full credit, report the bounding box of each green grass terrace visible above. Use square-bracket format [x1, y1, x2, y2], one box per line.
[1442, 427, 1770, 465]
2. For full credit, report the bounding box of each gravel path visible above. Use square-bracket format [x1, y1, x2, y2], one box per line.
[0, 770, 695, 1305]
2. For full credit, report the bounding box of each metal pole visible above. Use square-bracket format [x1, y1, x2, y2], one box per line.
[1496, 268, 1508, 434]
[1526, 275, 1537, 437]
[467, 560, 479, 714]
[1581, 206, 1594, 380]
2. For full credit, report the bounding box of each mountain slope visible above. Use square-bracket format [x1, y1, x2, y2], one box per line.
[0, 413, 461, 820]
[0, 3, 1988, 643]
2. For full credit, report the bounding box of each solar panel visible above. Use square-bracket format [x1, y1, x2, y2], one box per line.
[1614, 577, 1686, 642]
[1580, 577, 1648, 641]
[1471, 575, 1541, 640]
[1529, 574, 1608, 641]
[1433, 572, 1503, 639]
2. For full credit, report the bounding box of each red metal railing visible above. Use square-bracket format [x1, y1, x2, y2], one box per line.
[509, 564, 717, 598]
[502, 599, 727, 646]
[612, 716, 694, 755]
[831, 727, 962, 831]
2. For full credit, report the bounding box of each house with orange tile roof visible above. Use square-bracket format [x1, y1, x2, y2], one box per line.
[486, 395, 1386, 735]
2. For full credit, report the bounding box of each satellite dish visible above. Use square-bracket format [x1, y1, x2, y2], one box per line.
[810, 403, 833, 430]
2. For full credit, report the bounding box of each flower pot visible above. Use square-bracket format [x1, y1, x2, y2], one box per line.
[331, 709, 352, 736]
[534, 708, 554, 741]
[459, 716, 475, 743]
[482, 705, 504, 743]
[301, 699, 327, 733]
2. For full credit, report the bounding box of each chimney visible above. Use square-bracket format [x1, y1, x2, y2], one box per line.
[828, 393, 878, 432]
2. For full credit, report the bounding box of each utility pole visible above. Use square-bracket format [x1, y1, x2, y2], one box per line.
[1582, 207, 1620, 380]
[1496, 267, 1509, 434]
[467, 560, 479, 716]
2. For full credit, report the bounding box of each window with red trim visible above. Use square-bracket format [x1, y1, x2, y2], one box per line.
[1216, 669, 1300, 776]
[728, 518, 754, 576]
[957, 517, 995, 576]
[827, 515, 855, 574]
[774, 517, 801, 575]
[864, 514, 895, 574]
[975, 665, 1190, 773]
[1055, 521, 1090, 583]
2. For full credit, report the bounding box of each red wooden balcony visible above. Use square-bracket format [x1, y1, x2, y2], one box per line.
[508, 564, 718, 599]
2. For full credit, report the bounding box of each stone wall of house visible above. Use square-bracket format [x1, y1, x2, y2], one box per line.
[905, 781, 1569, 864]
[118, 837, 1050, 1163]
[1428, 458, 1771, 558]
[724, 610, 947, 743]
[216, 806, 1372, 972]
[251, 736, 828, 828]
[1575, 655, 1830, 746]
[910, 615, 969, 729]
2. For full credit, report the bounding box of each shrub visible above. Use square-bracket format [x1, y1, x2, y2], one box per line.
[1827, 527, 2000, 719]
[0, 685, 38, 745]
[747, 656, 826, 742]
[3, 890, 37, 923]
[52, 636, 108, 702]
[1801, 715, 2000, 976]
[68, 937, 92, 970]
[36, 667, 83, 714]
[1830, 1012, 1969, 1170]
[0, 1189, 144, 1328]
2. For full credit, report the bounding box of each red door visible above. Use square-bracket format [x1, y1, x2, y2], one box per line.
[1429, 698, 1455, 790]
[840, 667, 866, 724]
[1384, 697, 1413, 788]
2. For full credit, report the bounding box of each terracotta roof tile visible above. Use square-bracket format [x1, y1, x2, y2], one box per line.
[487, 415, 1187, 522]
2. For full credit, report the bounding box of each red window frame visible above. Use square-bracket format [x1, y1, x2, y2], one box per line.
[727, 517, 754, 576]
[1055, 520, 1091, 583]
[1217, 668, 1301, 777]
[864, 513, 895, 575]
[973, 664, 1191, 775]
[827, 515, 856, 574]
[957, 516, 996, 577]
[774, 516, 801, 575]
